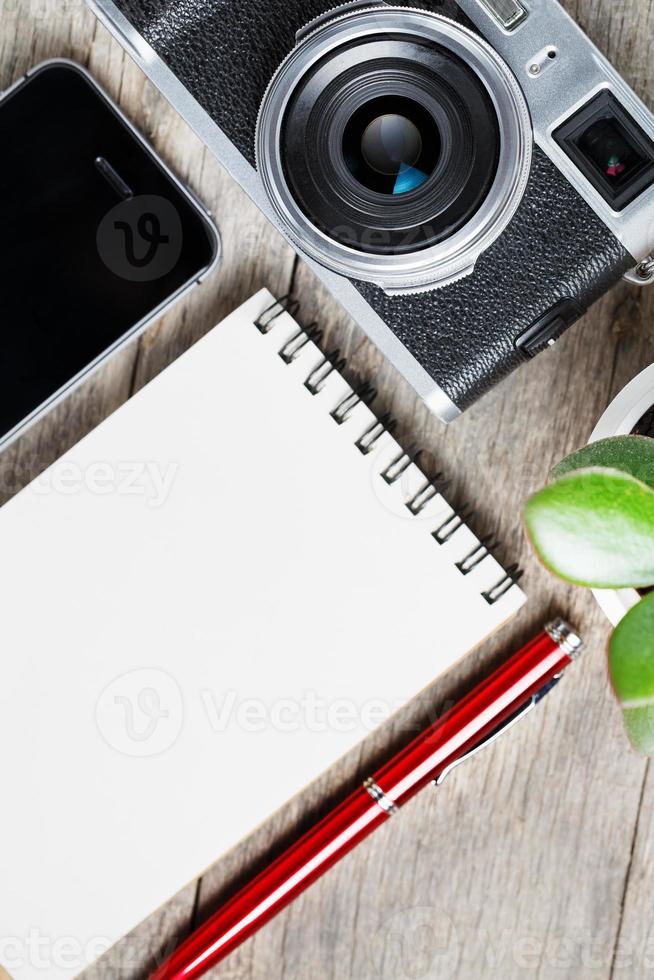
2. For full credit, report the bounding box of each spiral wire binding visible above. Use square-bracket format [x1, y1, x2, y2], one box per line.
[432, 507, 474, 545]
[254, 296, 523, 604]
[406, 475, 451, 516]
[356, 414, 397, 455]
[331, 382, 377, 425]
[305, 351, 348, 395]
[482, 565, 524, 606]
[381, 448, 416, 486]
[254, 294, 300, 334]
[456, 536, 500, 576]
[279, 322, 324, 363]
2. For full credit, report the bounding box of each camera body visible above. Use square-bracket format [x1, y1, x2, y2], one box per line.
[90, 0, 654, 420]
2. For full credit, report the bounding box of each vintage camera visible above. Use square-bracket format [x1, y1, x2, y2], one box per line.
[90, 0, 654, 420]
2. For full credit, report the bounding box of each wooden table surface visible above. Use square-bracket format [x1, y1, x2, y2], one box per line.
[3, 2, 654, 978]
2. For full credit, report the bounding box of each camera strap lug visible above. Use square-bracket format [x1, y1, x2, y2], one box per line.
[296, 0, 389, 43]
[624, 256, 654, 286]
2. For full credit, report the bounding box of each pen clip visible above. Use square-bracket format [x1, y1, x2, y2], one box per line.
[433, 674, 562, 788]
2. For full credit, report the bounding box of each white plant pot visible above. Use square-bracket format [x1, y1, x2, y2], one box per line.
[589, 364, 654, 626]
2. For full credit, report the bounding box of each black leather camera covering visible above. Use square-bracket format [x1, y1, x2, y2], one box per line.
[113, 0, 634, 409]
[356, 145, 633, 406]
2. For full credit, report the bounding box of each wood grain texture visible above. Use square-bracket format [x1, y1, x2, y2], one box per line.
[2, 1, 654, 978]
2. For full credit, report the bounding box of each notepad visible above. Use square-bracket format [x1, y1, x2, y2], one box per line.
[0, 290, 525, 979]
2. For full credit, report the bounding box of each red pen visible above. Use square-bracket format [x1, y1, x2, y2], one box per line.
[151, 619, 582, 980]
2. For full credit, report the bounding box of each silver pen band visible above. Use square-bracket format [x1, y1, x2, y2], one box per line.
[545, 618, 584, 659]
[363, 777, 398, 816]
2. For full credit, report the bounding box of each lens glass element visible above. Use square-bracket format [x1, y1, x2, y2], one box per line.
[343, 97, 440, 195]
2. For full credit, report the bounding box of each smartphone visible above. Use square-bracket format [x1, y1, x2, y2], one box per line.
[0, 60, 220, 449]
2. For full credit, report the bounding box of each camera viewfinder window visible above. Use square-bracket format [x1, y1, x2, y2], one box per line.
[554, 90, 654, 211]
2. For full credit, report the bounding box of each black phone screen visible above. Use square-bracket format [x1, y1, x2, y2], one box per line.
[0, 62, 218, 442]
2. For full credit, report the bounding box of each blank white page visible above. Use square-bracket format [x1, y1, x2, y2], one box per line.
[0, 290, 525, 979]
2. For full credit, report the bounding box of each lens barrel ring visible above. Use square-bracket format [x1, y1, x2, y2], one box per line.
[326, 81, 459, 224]
[303, 68, 472, 220]
[313, 68, 455, 218]
[282, 42, 501, 254]
[256, 6, 532, 291]
[338, 90, 444, 204]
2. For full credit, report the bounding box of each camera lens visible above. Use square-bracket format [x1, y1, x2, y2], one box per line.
[343, 97, 440, 195]
[257, 7, 532, 288]
[279, 36, 501, 255]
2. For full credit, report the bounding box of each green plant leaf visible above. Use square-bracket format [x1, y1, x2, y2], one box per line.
[609, 592, 654, 706]
[610, 594, 654, 754]
[524, 468, 654, 587]
[552, 435, 654, 490]
[622, 706, 654, 755]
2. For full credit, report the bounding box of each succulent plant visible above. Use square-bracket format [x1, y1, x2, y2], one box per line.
[523, 435, 654, 753]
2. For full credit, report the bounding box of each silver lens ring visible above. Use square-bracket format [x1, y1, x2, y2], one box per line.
[256, 6, 533, 292]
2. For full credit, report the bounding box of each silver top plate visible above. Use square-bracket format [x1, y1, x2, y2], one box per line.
[458, 0, 654, 263]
